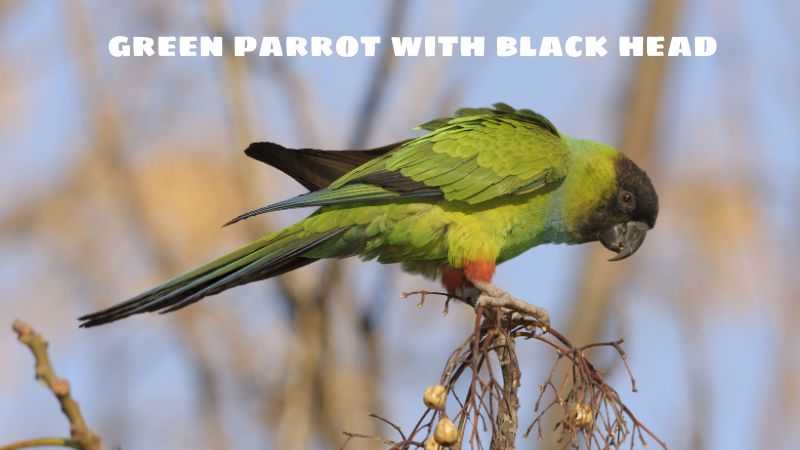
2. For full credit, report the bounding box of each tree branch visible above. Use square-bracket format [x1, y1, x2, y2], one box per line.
[489, 330, 519, 450]
[0, 438, 80, 450]
[341, 292, 667, 449]
[6, 321, 103, 450]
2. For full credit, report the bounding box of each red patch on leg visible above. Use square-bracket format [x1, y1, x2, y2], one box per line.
[440, 264, 466, 296]
[464, 260, 496, 284]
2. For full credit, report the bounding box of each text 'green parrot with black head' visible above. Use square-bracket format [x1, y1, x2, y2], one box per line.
[79, 103, 658, 327]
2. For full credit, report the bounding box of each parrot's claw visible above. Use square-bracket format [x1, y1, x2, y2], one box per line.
[469, 280, 505, 298]
[470, 280, 551, 328]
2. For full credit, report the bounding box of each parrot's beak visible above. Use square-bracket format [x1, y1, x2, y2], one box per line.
[599, 221, 650, 261]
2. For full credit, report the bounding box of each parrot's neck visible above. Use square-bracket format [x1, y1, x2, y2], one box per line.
[554, 136, 619, 243]
[494, 137, 619, 263]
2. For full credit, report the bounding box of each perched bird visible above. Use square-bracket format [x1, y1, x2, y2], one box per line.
[79, 103, 658, 327]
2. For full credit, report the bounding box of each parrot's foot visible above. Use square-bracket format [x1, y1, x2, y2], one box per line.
[470, 280, 550, 328]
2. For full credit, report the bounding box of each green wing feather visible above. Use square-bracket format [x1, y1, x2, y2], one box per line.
[225, 183, 441, 226]
[230, 103, 569, 224]
[332, 102, 569, 203]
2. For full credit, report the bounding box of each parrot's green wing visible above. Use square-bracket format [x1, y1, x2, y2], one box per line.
[227, 103, 569, 225]
[335, 103, 568, 203]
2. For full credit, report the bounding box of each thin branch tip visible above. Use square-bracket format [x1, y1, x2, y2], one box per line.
[344, 288, 666, 449]
[5, 320, 104, 450]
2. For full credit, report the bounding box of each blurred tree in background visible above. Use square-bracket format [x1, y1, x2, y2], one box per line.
[1, 0, 798, 449]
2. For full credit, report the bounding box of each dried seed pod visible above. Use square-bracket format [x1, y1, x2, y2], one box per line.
[434, 417, 459, 446]
[424, 436, 441, 450]
[566, 402, 594, 428]
[423, 384, 448, 410]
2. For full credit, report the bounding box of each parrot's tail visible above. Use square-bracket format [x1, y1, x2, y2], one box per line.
[78, 227, 343, 327]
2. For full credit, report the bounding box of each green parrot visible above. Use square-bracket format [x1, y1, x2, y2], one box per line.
[79, 103, 658, 327]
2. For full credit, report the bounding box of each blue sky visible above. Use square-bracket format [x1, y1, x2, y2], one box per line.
[1, 1, 798, 449]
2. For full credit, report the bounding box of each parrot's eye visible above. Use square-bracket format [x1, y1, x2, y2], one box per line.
[618, 190, 635, 212]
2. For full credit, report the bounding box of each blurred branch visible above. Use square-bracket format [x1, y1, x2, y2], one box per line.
[2, 321, 103, 450]
[201, 1, 411, 448]
[257, 0, 325, 146]
[546, 0, 682, 446]
[268, 59, 324, 145]
[0, 157, 93, 242]
[339, 3, 411, 442]
[60, 3, 232, 448]
[566, 0, 681, 345]
[350, 0, 409, 149]
[760, 289, 800, 447]
[200, 3, 340, 449]
[60, 1, 179, 269]
[199, 1, 396, 448]
[200, 0, 310, 308]
[675, 303, 711, 450]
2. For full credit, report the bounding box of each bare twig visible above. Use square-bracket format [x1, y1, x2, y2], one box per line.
[5, 321, 103, 450]
[342, 293, 666, 450]
[489, 330, 519, 450]
[0, 438, 80, 450]
[475, 293, 550, 328]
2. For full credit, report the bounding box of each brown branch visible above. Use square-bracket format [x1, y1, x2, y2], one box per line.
[0, 438, 80, 450]
[6, 321, 103, 450]
[476, 293, 550, 328]
[489, 330, 519, 450]
[342, 292, 666, 450]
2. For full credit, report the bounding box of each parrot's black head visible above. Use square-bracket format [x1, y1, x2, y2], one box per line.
[583, 155, 659, 261]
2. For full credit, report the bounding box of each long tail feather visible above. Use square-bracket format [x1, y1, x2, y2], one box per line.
[223, 183, 440, 226]
[78, 228, 343, 327]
